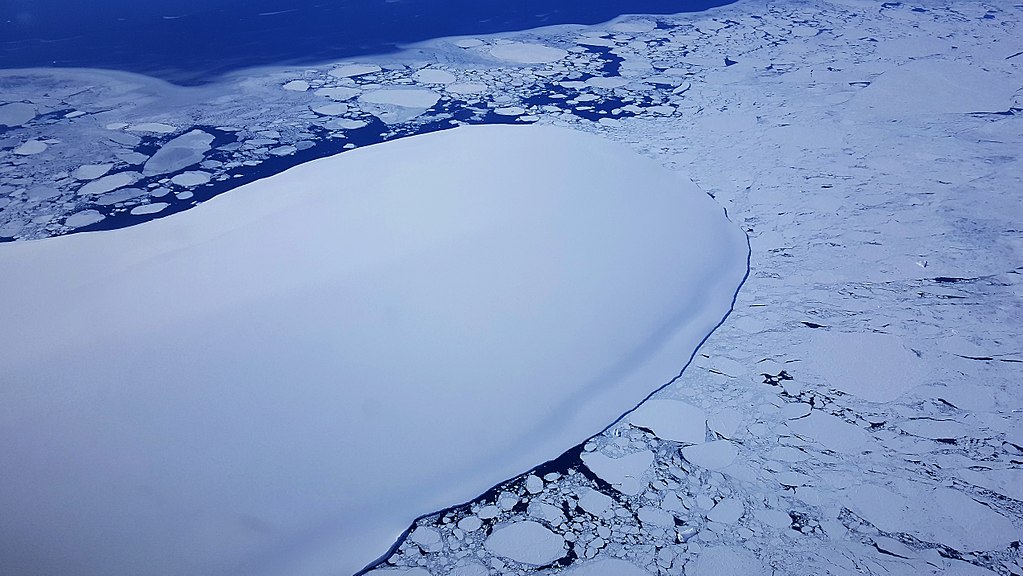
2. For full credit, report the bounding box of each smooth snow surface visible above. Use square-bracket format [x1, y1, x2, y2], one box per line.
[0, 124, 747, 576]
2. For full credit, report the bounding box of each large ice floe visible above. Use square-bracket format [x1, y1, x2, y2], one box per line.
[0, 124, 748, 576]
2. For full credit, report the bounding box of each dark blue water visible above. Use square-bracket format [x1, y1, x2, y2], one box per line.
[2, 0, 734, 85]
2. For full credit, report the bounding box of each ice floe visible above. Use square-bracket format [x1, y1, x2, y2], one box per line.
[0, 102, 36, 126]
[0, 124, 746, 576]
[485, 521, 566, 566]
[489, 42, 568, 64]
[142, 130, 214, 176]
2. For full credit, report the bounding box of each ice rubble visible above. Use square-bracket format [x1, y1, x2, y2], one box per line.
[0, 124, 747, 576]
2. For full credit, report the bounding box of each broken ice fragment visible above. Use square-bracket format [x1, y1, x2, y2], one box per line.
[489, 43, 568, 64]
[143, 130, 215, 176]
[581, 450, 654, 495]
[484, 521, 565, 566]
[629, 398, 707, 444]
[682, 440, 738, 470]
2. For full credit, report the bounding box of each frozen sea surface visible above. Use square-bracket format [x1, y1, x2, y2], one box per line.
[2, 0, 1023, 574]
[0, 124, 748, 576]
[0, 0, 734, 84]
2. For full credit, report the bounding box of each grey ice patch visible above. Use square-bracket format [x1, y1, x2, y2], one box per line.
[143, 130, 215, 176]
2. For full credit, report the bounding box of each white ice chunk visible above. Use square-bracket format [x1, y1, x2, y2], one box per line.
[63, 209, 105, 229]
[809, 331, 925, 402]
[170, 171, 211, 187]
[0, 102, 36, 127]
[14, 140, 47, 155]
[754, 509, 792, 529]
[414, 69, 457, 84]
[581, 450, 654, 495]
[446, 83, 488, 95]
[73, 164, 114, 181]
[851, 59, 1020, 115]
[311, 103, 349, 116]
[494, 106, 525, 116]
[314, 87, 361, 100]
[688, 546, 764, 576]
[457, 516, 482, 532]
[127, 123, 177, 133]
[329, 64, 381, 78]
[282, 80, 310, 92]
[449, 564, 487, 576]
[900, 418, 969, 441]
[129, 203, 169, 216]
[563, 558, 653, 576]
[454, 38, 484, 48]
[707, 498, 744, 523]
[707, 408, 742, 438]
[957, 468, 1023, 501]
[0, 125, 747, 576]
[410, 527, 442, 552]
[95, 187, 147, 206]
[845, 482, 1019, 551]
[629, 398, 707, 444]
[360, 88, 440, 109]
[77, 172, 141, 196]
[143, 130, 215, 176]
[637, 506, 675, 528]
[785, 411, 869, 453]
[682, 440, 738, 470]
[485, 521, 565, 566]
[586, 77, 629, 89]
[490, 43, 568, 64]
[367, 569, 432, 576]
[578, 488, 613, 516]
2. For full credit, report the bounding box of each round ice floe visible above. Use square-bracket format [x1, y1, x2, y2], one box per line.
[127, 123, 177, 133]
[688, 546, 764, 576]
[410, 526, 442, 552]
[366, 568, 432, 576]
[63, 209, 105, 229]
[706, 498, 744, 523]
[315, 86, 360, 100]
[311, 103, 349, 116]
[329, 63, 381, 78]
[494, 106, 525, 116]
[413, 68, 456, 84]
[564, 558, 653, 575]
[581, 450, 654, 495]
[0, 102, 36, 127]
[14, 140, 47, 155]
[586, 76, 629, 89]
[96, 187, 147, 206]
[77, 172, 141, 196]
[629, 398, 707, 444]
[0, 125, 748, 576]
[489, 42, 568, 64]
[681, 440, 738, 470]
[143, 130, 215, 176]
[445, 82, 487, 95]
[282, 80, 310, 92]
[130, 203, 169, 216]
[454, 38, 484, 48]
[808, 331, 925, 403]
[485, 521, 565, 566]
[73, 163, 114, 181]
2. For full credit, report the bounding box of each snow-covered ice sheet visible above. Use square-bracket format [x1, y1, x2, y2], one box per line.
[0, 124, 747, 576]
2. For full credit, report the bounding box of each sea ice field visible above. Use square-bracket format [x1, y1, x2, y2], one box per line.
[0, 0, 1022, 575]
